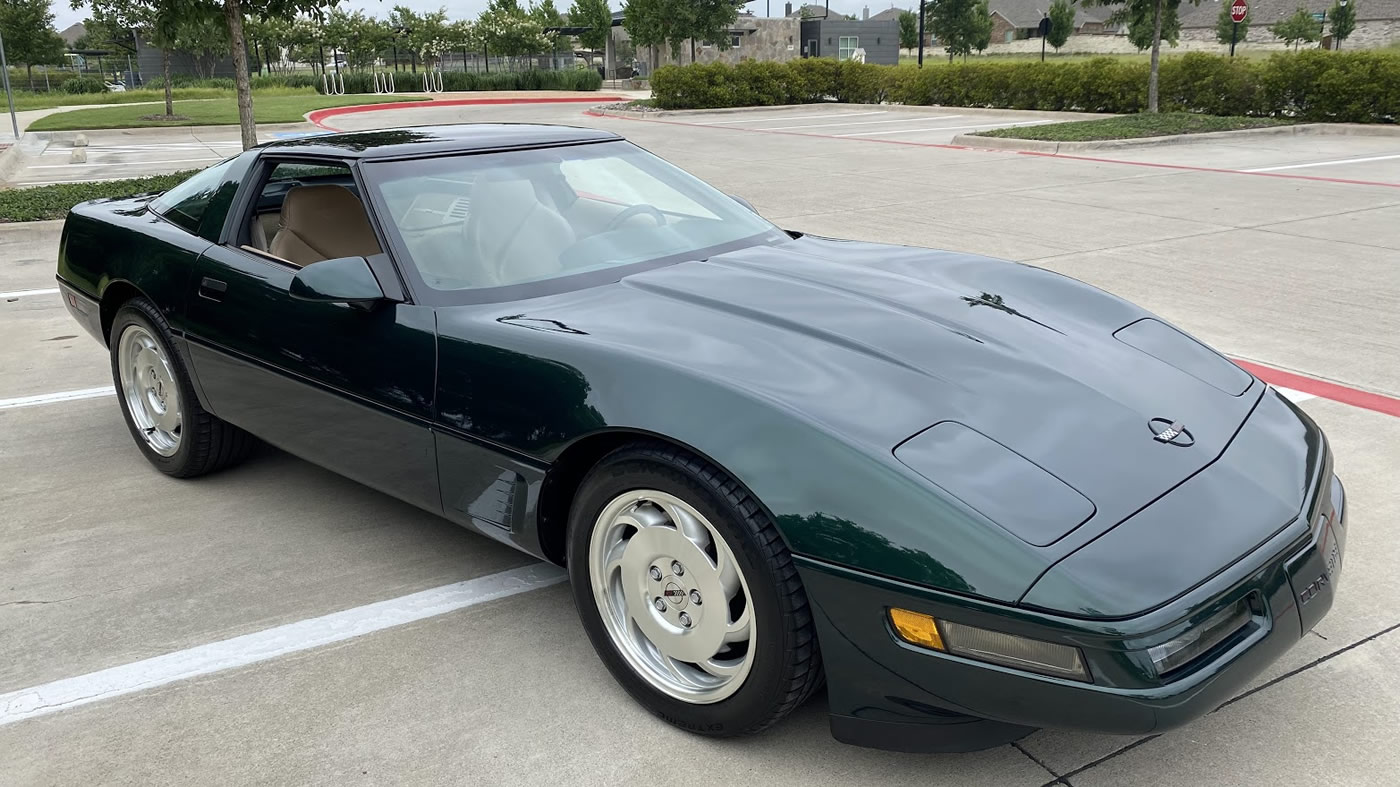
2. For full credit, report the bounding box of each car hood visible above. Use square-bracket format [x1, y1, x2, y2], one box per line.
[467, 235, 1272, 605]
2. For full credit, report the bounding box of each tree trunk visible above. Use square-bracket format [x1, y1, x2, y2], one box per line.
[1147, 0, 1163, 113]
[162, 49, 173, 116]
[27, 64, 33, 91]
[223, 0, 258, 150]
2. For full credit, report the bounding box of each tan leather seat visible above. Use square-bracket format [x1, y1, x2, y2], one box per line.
[461, 175, 574, 287]
[269, 185, 382, 267]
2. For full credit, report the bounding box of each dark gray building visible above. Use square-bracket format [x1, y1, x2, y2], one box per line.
[799, 18, 900, 64]
[133, 31, 238, 82]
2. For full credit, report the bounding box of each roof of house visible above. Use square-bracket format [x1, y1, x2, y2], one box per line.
[787, 3, 835, 17]
[987, 0, 1110, 28]
[868, 6, 909, 22]
[59, 22, 86, 46]
[1180, 0, 1400, 27]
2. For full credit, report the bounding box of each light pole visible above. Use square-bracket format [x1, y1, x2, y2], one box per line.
[0, 26, 19, 140]
[917, 0, 926, 67]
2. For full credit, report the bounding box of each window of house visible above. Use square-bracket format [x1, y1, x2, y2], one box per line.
[731, 32, 742, 48]
[838, 36, 859, 61]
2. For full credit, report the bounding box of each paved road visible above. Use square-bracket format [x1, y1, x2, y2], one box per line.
[3, 101, 1400, 786]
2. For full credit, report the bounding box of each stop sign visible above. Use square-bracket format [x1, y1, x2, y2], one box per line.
[1230, 0, 1248, 23]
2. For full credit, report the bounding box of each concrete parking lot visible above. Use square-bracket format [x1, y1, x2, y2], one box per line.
[3, 101, 1400, 786]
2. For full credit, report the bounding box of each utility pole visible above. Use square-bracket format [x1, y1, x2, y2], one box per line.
[917, 0, 926, 67]
[0, 27, 18, 140]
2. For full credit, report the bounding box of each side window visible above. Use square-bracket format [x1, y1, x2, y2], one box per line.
[244, 160, 381, 267]
[150, 158, 236, 233]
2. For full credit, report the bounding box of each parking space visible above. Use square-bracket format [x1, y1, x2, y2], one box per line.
[4, 100, 1400, 785]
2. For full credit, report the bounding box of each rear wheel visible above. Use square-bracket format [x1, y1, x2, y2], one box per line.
[567, 442, 822, 736]
[109, 298, 255, 477]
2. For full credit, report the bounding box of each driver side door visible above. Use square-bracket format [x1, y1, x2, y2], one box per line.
[182, 155, 441, 512]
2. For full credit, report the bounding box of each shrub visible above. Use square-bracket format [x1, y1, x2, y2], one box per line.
[60, 77, 108, 95]
[316, 67, 603, 95]
[650, 52, 1400, 123]
[251, 73, 319, 90]
[142, 75, 236, 90]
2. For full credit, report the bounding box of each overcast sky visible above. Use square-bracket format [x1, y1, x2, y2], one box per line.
[51, 1, 911, 33]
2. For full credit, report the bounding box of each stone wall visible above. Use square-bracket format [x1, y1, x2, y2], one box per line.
[651, 18, 803, 67]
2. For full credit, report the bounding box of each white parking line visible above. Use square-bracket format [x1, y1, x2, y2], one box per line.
[835, 120, 1056, 137]
[0, 564, 565, 727]
[1243, 153, 1400, 172]
[1, 287, 59, 299]
[0, 386, 115, 410]
[1274, 385, 1317, 404]
[757, 115, 963, 131]
[701, 111, 887, 125]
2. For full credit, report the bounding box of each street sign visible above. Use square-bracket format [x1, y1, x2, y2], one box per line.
[1230, 0, 1249, 23]
[1312, 11, 1326, 20]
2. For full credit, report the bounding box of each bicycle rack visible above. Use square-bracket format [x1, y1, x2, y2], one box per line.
[321, 71, 346, 95]
[422, 70, 444, 93]
[373, 72, 396, 94]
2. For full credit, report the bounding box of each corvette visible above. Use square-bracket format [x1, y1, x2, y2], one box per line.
[56, 124, 1346, 752]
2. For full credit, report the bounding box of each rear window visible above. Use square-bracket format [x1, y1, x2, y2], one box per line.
[150, 159, 236, 233]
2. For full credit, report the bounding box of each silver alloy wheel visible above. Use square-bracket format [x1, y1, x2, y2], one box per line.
[588, 489, 755, 704]
[117, 323, 182, 457]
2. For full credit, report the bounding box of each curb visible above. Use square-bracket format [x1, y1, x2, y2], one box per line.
[26, 122, 314, 143]
[307, 95, 626, 130]
[949, 122, 1400, 153]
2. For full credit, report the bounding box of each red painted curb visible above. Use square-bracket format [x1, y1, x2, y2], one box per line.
[1234, 359, 1400, 418]
[585, 110, 1400, 189]
[309, 95, 625, 130]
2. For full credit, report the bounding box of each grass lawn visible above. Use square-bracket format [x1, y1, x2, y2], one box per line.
[26, 93, 429, 132]
[0, 170, 198, 223]
[8, 88, 239, 112]
[974, 113, 1293, 142]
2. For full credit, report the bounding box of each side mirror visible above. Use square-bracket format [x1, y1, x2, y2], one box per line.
[730, 194, 760, 215]
[289, 256, 387, 307]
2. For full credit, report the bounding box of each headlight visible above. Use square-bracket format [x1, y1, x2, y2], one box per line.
[889, 609, 1090, 682]
[1148, 600, 1252, 677]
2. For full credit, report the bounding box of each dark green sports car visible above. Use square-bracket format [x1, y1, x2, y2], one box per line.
[56, 125, 1346, 752]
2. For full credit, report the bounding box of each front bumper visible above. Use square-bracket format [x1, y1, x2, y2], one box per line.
[802, 473, 1347, 753]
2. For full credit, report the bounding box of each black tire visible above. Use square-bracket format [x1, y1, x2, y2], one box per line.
[109, 297, 255, 478]
[567, 441, 823, 737]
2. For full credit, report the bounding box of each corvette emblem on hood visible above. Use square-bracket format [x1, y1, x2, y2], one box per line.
[1150, 419, 1195, 447]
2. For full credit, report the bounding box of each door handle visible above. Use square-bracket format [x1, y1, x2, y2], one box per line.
[198, 277, 227, 302]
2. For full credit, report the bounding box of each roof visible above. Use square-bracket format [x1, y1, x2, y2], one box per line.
[868, 7, 909, 22]
[59, 22, 86, 46]
[987, 0, 1109, 28]
[787, 3, 833, 16]
[259, 125, 621, 160]
[1180, 0, 1400, 26]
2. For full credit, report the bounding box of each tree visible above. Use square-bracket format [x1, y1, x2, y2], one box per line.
[1047, 0, 1074, 51]
[324, 8, 391, 71]
[172, 14, 229, 78]
[531, 0, 568, 53]
[972, 0, 993, 55]
[622, 0, 738, 68]
[223, 0, 341, 149]
[478, 0, 551, 65]
[898, 9, 918, 49]
[1214, 0, 1249, 45]
[570, 0, 611, 53]
[928, 0, 981, 61]
[1328, 0, 1355, 49]
[1270, 4, 1319, 49]
[1084, 0, 1196, 112]
[1, 0, 67, 89]
[81, 0, 219, 117]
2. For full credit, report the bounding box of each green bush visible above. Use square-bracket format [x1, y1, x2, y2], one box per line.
[142, 75, 236, 90]
[316, 68, 603, 95]
[250, 73, 319, 89]
[60, 77, 108, 95]
[0, 170, 199, 223]
[650, 52, 1400, 123]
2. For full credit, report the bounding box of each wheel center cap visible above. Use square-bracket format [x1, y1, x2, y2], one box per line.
[662, 581, 688, 609]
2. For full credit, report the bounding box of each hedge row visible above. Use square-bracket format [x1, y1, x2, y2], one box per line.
[651, 51, 1400, 123]
[140, 73, 322, 90]
[315, 68, 603, 94]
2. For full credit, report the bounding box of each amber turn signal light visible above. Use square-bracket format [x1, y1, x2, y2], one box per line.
[889, 608, 945, 651]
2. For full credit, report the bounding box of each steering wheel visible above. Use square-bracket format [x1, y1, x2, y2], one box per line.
[605, 203, 667, 232]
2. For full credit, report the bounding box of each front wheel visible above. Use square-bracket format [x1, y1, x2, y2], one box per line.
[567, 442, 822, 737]
[109, 298, 254, 477]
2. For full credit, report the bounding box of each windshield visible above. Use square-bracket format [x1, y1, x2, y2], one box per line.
[362, 140, 785, 295]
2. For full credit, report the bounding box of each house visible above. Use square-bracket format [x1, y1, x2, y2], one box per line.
[799, 16, 901, 62]
[985, 0, 1114, 43]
